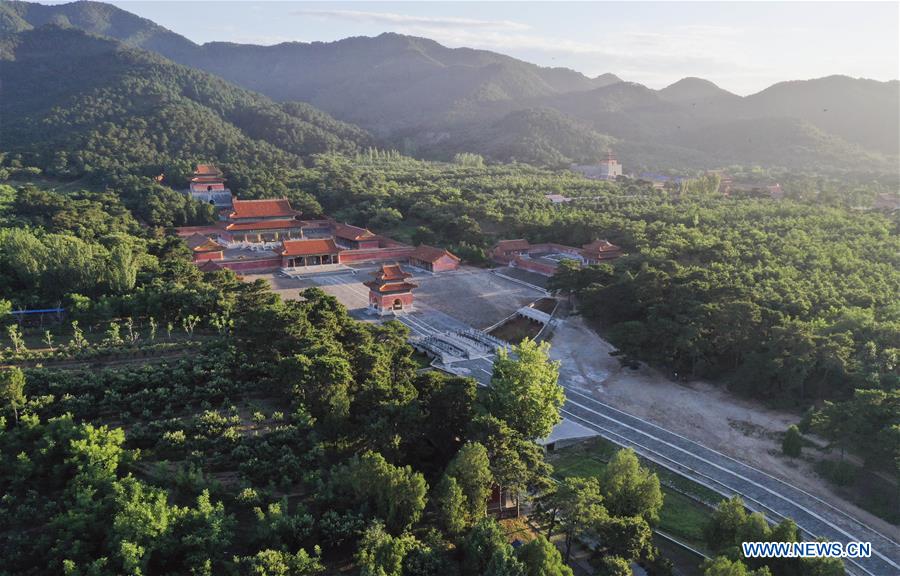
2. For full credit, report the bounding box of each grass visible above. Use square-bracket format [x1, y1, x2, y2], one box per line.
[489, 315, 543, 344]
[547, 437, 717, 551]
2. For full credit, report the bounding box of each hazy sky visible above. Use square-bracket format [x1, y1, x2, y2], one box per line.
[108, 1, 899, 95]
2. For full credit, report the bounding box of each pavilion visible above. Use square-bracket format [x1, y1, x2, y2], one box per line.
[364, 264, 417, 316]
[280, 238, 341, 269]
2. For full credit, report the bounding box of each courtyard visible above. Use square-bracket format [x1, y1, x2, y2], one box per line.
[244, 265, 544, 330]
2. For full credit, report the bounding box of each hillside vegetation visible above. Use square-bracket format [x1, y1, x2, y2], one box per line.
[0, 25, 371, 182]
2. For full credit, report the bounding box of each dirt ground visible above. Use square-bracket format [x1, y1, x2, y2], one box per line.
[549, 314, 900, 540]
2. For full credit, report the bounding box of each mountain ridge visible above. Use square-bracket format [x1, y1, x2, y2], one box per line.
[2, 0, 897, 172]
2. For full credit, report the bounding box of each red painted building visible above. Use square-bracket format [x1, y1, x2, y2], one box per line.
[408, 245, 460, 272]
[280, 238, 341, 268]
[226, 198, 303, 242]
[229, 198, 299, 222]
[364, 264, 417, 316]
[334, 222, 381, 249]
[185, 233, 225, 262]
[187, 164, 233, 208]
[581, 239, 622, 264]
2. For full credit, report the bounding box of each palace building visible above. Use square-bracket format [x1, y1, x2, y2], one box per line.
[186, 164, 233, 208]
[185, 233, 225, 262]
[225, 198, 304, 243]
[581, 239, 622, 264]
[176, 168, 462, 273]
[280, 238, 341, 268]
[408, 245, 460, 273]
[364, 264, 417, 316]
[333, 222, 381, 250]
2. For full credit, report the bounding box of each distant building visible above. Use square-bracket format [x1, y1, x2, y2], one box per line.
[186, 164, 233, 209]
[581, 239, 622, 264]
[490, 237, 622, 276]
[408, 245, 460, 273]
[364, 264, 417, 316]
[572, 150, 623, 181]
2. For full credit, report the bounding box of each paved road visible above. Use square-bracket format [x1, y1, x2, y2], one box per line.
[448, 350, 900, 576]
[560, 391, 900, 576]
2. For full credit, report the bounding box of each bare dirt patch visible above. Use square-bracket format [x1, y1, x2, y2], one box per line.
[548, 314, 900, 539]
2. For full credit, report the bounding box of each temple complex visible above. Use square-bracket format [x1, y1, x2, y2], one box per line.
[175, 164, 461, 274]
[364, 264, 417, 316]
[491, 237, 622, 276]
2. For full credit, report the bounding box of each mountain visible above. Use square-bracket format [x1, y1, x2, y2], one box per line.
[0, 25, 371, 178]
[658, 77, 738, 103]
[2, 0, 898, 173]
[0, 0, 194, 53]
[743, 75, 900, 155]
[409, 107, 614, 166]
[0, 1, 621, 134]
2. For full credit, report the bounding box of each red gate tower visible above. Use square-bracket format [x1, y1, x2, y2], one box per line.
[364, 264, 417, 316]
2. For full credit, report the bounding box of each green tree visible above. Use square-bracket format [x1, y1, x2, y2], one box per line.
[446, 442, 494, 521]
[462, 518, 512, 576]
[782, 425, 803, 458]
[600, 449, 664, 525]
[515, 535, 573, 576]
[234, 548, 324, 576]
[356, 522, 418, 576]
[594, 515, 655, 562]
[544, 477, 606, 563]
[489, 338, 564, 440]
[0, 367, 26, 423]
[702, 557, 772, 576]
[434, 475, 467, 536]
[596, 556, 632, 576]
[704, 497, 749, 555]
[335, 451, 428, 533]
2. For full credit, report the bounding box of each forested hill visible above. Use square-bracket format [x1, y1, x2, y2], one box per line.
[4, 1, 897, 173]
[0, 25, 372, 181]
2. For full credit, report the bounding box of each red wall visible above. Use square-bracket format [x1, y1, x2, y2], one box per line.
[511, 256, 558, 277]
[214, 257, 282, 273]
[339, 246, 415, 264]
[371, 291, 414, 311]
[431, 256, 460, 272]
[192, 251, 224, 262]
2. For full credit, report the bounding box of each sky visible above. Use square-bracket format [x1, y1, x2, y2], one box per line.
[107, 1, 900, 95]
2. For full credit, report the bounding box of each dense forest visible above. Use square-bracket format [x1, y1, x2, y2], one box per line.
[0, 170, 847, 576]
